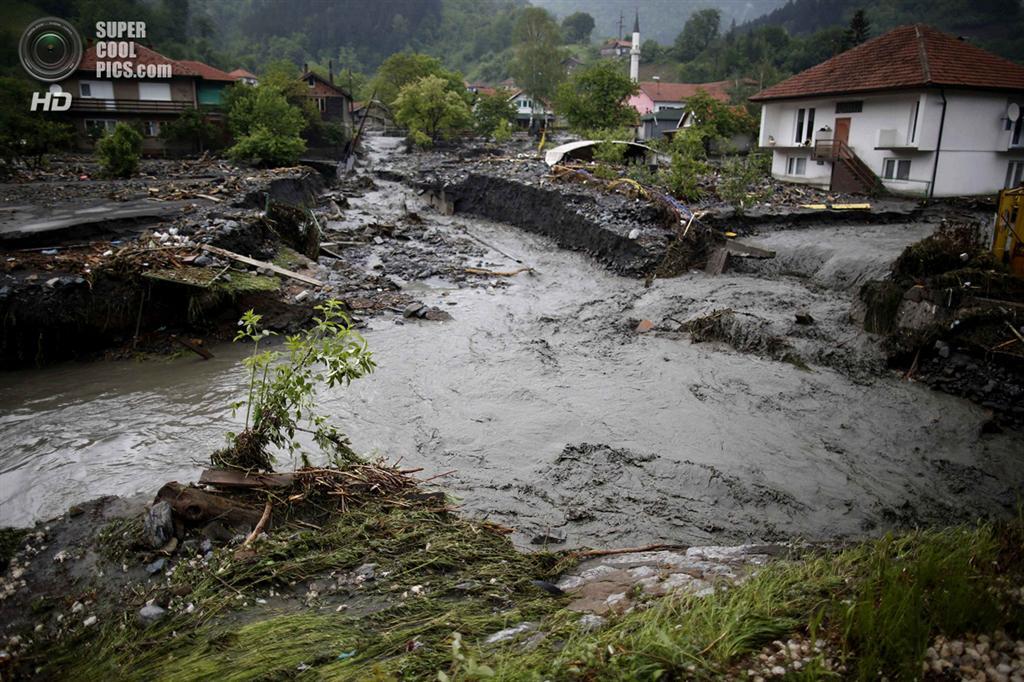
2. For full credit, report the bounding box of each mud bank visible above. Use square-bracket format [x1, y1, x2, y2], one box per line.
[418, 172, 671, 274]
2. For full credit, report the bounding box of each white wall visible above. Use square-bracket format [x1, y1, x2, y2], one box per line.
[759, 89, 1024, 197]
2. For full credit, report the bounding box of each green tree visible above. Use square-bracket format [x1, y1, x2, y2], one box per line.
[259, 60, 320, 131]
[842, 9, 871, 50]
[96, 123, 143, 178]
[160, 108, 222, 154]
[371, 52, 466, 108]
[666, 127, 708, 201]
[472, 92, 516, 136]
[555, 60, 638, 133]
[394, 75, 472, 145]
[561, 11, 595, 44]
[510, 7, 565, 105]
[227, 85, 307, 165]
[674, 8, 721, 61]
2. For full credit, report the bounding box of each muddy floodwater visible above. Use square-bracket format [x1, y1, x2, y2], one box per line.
[2, 156, 1022, 547]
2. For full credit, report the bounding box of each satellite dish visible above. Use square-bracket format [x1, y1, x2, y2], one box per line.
[1008, 103, 1020, 122]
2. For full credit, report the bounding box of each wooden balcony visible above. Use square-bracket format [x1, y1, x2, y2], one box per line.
[70, 98, 195, 114]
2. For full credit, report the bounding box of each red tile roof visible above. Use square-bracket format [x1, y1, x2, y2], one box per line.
[178, 60, 236, 82]
[638, 80, 732, 103]
[750, 24, 1024, 101]
[78, 43, 197, 77]
[228, 68, 258, 80]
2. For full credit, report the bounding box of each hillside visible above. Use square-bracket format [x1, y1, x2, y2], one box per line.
[745, 0, 1024, 60]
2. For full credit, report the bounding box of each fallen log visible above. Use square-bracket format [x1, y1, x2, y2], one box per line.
[200, 244, 324, 287]
[156, 481, 265, 529]
[463, 266, 534, 277]
[170, 335, 214, 360]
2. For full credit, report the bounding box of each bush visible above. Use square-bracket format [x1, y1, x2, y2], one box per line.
[96, 123, 143, 178]
[718, 153, 772, 213]
[229, 126, 307, 167]
[665, 128, 708, 201]
[160, 108, 222, 154]
[214, 301, 376, 471]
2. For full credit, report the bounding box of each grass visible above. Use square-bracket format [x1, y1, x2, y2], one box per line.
[33, 499, 1024, 681]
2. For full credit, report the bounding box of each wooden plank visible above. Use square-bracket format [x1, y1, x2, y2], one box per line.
[201, 245, 324, 287]
[705, 247, 729, 276]
[199, 468, 297, 489]
[170, 335, 214, 360]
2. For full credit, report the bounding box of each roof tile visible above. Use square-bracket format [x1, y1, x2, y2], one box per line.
[750, 24, 1024, 101]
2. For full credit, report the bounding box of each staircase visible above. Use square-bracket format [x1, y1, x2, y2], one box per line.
[814, 139, 884, 195]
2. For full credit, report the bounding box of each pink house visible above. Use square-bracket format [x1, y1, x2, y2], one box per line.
[628, 79, 733, 115]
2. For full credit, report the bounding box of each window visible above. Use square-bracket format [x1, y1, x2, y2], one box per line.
[80, 82, 91, 97]
[787, 156, 807, 175]
[909, 100, 920, 144]
[883, 158, 911, 180]
[315, 97, 326, 113]
[1012, 117, 1024, 147]
[79, 80, 113, 99]
[138, 82, 171, 101]
[794, 107, 815, 144]
[835, 100, 863, 113]
[1005, 161, 1024, 188]
[84, 119, 116, 136]
[142, 120, 160, 137]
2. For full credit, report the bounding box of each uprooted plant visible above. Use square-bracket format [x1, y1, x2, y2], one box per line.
[212, 300, 376, 472]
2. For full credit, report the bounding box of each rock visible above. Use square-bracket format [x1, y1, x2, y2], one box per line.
[83, 616, 97, 627]
[146, 557, 167, 574]
[529, 580, 564, 596]
[795, 312, 814, 325]
[137, 604, 167, 627]
[530, 528, 567, 545]
[403, 302, 424, 318]
[354, 563, 377, 582]
[635, 319, 655, 333]
[628, 228, 641, 240]
[294, 290, 310, 303]
[193, 255, 212, 267]
[423, 307, 453, 321]
[485, 622, 536, 645]
[578, 614, 606, 632]
[143, 501, 174, 549]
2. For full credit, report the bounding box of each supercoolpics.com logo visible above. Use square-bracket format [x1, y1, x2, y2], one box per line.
[19, 18, 162, 111]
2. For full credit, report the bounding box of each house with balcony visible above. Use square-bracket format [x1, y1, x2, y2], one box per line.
[507, 89, 554, 130]
[58, 44, 200, 154]
[750, 24, 1024, 197]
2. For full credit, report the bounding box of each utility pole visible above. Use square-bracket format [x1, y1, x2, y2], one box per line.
[618, 11, 623, 40]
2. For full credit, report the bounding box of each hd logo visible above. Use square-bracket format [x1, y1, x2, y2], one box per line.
[30, 86, 72, 112]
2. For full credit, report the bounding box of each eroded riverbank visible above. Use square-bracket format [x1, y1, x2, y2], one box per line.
[2, 137, 1020, 548]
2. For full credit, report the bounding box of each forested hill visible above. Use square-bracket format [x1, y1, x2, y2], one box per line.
[744, 0, 1024, 60]
[529, 0, 786, 45]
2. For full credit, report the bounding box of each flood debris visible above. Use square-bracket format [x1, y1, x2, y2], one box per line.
[856, 221, 1024, 424]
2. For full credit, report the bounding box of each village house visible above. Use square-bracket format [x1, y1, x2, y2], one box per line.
[352, 99, 398, 135]
[59, 44, 200, 154]
[599, 39, 632, 58]
[630, 79, 736, 140]
[507, 89, 555, 129]
[750, 24, 1024, 197]
[299, 64, 353, 131]
[228, 68, 259, 86]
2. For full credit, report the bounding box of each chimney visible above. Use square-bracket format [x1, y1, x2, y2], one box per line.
[329, 59, 334, 85]
[303, 62, 308, 74]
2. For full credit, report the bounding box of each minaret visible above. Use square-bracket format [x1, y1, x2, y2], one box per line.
[629, 10, 641, 83]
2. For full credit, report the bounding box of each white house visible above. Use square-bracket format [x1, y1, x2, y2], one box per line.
[506, 89, 554, 129]
[750, 24, 1024, 197]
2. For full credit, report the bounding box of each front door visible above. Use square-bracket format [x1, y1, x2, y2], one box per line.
[834, 117, 851, 147]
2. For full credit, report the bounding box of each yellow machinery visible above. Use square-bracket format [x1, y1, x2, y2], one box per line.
[993, 187, 1024, 276]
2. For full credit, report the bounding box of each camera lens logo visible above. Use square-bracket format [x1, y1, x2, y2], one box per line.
[19, 17, 83, 82]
